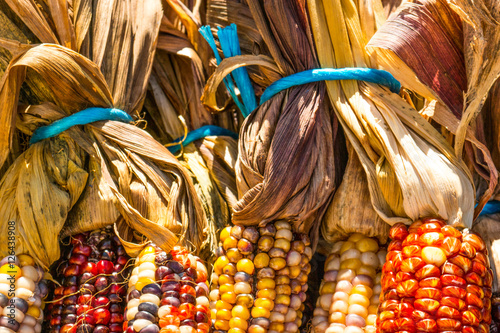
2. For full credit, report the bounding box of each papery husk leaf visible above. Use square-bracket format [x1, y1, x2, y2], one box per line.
[366, 0, 498, 217]
[308, 0, 475, 227]
[196, 136, 238, 209]
[472, 214, 500, 292]
[322, 144, 390, 244]
[450, 0, 500, 159]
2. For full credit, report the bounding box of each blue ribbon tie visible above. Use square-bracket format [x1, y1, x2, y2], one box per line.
[168, 125, 238, 154]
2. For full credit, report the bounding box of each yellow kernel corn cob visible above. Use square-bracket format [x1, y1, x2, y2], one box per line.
[211, 222, 312, 333]
[312, 234, 386, 333]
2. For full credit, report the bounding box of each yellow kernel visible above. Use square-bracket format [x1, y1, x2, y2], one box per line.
[220, 226, 232, 243]
[236, 294, 254, 307]
[351, 285, 373, 299]
[214, 256, 230, 274]
[257, 278, 276, 290]
[248, 325, 267, 333]
[223, 263, 237, 276]
[135, 277, 155, 291]
[219, 274, 235, 285]
[275, 294, 291, 306]
[329, 311, 346, 324]
[257, 289, 276, 300]
[340, 241, 356, 254]
[348, 233, 366, 243]
[340, 258, 362, 271]
[0, 265, 21, 279]
[275, 284, 292, 295]
[274, 239, 291, 252]
[221, 292, 237, 304]
[348, 294, 370, 308]
[366, 314, 377, 326]
[251, 306, 271, 319]
[26, 306, 41, 319]
[215, 319, 230, 331]
[224, 237, 239, 250]
[226, 248, 243, 263]
[219, 284, 235, 294]
[368, 305, 378, 314]
[255, 298, 274, 310]
[230, 318, 249, 330]
[356, 238, 379, 253]
[228, 328, 246, 333]
[254, 253, 270, 268]
[18, 254, 35, 267]
[320, 281, 337, 294]
[142, 246, 156, 255]
[275, 276, 290, 285]
[217, 309, 232, 321]
[289, 265, 301, 279]
[269, 322, 285, 332]
[216, 300, 233, 311]
[269, 258, 286, 271]
[236, 259, 255, 275]
[231, 304, 251, 320]
[357, 265, 376, 278]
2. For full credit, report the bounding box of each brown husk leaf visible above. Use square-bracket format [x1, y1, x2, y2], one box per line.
[366, 0, 498, 217]
[0, 0, 207, 267]
[322, 144, 389, 244]
[204, 0, 345, 246]
[472, 215, 500, 292]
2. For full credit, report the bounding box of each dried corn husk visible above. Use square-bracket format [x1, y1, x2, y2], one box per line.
[322, 144, 390, 244]
[203, 0, 345, 246]
[366, 0, 499, 215]
[472, 214, 500, 292]
[307, 0, 475, 227]
[0, 0, 207, 268]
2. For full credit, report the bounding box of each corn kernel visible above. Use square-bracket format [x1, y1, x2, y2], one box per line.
[230, 317, 249, 330]
[214, 256, 230, 274]
[219, 284, 235, 294]
[254, 253, 270, 268]
[216, 300, 233, 311]
[257, 278, 276, 290]
[220, 226, 232, 243]
[221, 291, 236, 304]
[232, 305, 250, 320]
[275, 294, 291, 306]
[237, 259, 255, 275]
[255, 298, 274, 310]
[214, 319, 230, 331]
[340, 258, 362, 271]
[257, 289, 276, 300]
[356, 238, 379, 253]
[216, 309, 232, 321]
[252, 306, 271, 318]
[340, 241, 356, 254]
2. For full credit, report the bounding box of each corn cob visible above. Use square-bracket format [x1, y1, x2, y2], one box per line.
[124, 244, 209, 333]
[210, 222, 313, 333]
[44, 227, 131, 332]
[378, 218, 492, 333]
[0, 254, 48, 333]
[311, 234, 386, 333]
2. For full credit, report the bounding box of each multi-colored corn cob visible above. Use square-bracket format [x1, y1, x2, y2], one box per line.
[379, 218, 492, 333]
[0, 254, 48, 333]
[124, 245, 209, 333]
[44, 226, 132, 332]
[210, 221, 313, 333]
[312, 234, 386, 333]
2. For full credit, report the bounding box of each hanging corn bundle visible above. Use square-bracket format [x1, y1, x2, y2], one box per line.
[201, 0, 347, 332]
[0, 0, 207, 268]
[305, 0, 497, 332]
[143, 1, 240, 260]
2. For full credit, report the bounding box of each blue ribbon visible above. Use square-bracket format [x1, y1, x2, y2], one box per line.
[478, 200, 500, 217]
[167, 125, 238, 154]
[260, 68, 402, 105]
[30, 107, 133, 144]
[200, 24, 257, 118]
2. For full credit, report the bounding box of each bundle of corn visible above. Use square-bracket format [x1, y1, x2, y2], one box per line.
[44, 226, 131, 332]
[379, 218, 492, 333]
[307, 0, 476, 229]
[312, 234, 386, 333]
[210, 222, 313, 333]
[365, 0, 500, 216]
[142, 2, 241, 260]
[123, 244, 209, 333]
[0, 0, 207, 272]
[0, 254, 48, 333]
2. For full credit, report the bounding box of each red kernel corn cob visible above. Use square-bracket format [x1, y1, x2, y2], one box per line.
[378, 218, 492, 333]
[44, 227, 132, 333]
